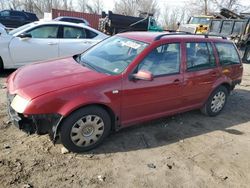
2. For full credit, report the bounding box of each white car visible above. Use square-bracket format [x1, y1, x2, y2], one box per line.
[0, 21, 108, 70]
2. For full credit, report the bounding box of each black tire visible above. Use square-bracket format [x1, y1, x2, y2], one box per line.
[201, 86, 228, 116]
[60, 106, 111, 153]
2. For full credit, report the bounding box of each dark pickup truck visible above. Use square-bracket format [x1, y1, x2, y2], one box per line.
[0, 9, 38, 28]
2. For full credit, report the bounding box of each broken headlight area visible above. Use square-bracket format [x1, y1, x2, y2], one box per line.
[9, 112, 63, 135]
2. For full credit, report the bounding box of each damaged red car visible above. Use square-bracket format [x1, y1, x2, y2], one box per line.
[7, 32, 243, 153]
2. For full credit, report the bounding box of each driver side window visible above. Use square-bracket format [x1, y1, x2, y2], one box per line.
[137, 43, 181, 76]
[26, 25, 59, 38]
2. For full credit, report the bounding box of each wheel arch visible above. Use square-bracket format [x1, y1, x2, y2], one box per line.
[55, 103, 118, 140]
[220, 82, 231, 93]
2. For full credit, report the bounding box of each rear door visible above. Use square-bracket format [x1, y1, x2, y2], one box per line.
[59, 25, 99, 57]
[182, 41, 220, 107]
[9, 25, 60, 66]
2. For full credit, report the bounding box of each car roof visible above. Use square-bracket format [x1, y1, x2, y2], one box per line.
[1, 9, 35, 14]
[55, 16, 87, 21]
[32, 20, 92, 29]
[117, 31, 231, 44]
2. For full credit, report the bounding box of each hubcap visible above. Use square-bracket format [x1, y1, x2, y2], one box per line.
[211, 91, 226, 113]
[70, 115, 104, 147]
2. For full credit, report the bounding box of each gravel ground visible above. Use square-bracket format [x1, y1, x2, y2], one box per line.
[0, 64, 250, 188]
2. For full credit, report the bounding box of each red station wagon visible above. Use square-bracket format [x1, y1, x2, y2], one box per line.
[7, 32, 243, 152]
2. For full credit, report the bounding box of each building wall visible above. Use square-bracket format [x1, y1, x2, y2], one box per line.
[52, 9, 101, 29]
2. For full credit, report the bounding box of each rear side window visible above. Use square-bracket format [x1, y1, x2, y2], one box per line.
[63, 26, 97, 39]
[186, 42, 216, 71]
[11, 11, 25, 17]
[63, 26, 86, 38]
[215, 43, 240, 65]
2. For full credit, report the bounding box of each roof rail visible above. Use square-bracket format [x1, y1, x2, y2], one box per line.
[154, 32, 227, 41]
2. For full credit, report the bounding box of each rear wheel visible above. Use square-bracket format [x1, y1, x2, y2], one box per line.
[201, 86, 228, 116]
[60, 106, 111, 153]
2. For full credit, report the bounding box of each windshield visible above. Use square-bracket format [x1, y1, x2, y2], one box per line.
[9, 23, 34, 35]
[189, 17, 211, 25]
[80, 36, 148, 75]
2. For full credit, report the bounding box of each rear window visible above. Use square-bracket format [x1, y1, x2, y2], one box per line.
[215, 43, 240, 65]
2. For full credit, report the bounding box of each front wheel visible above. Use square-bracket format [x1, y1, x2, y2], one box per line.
[201, 86, 228, 116]
[60, 106, 111, 153]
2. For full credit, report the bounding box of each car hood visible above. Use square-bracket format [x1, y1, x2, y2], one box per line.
[8, 57, 109, 100]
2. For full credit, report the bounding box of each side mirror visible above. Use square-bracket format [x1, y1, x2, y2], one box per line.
[132, 70, 153, 81]
[18, 33, 32, 39]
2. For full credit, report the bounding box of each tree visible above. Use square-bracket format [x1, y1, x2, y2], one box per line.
[162, 6, 186, 30]
[213, 0, 247, 12]
[114, 0, 159, 17]
[92, 0, 104, 14]
[77, 0, 87, 12]
[185, 0, 215, 15]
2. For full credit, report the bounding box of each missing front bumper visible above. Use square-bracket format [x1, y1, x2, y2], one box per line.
[8, 107, 63, 136]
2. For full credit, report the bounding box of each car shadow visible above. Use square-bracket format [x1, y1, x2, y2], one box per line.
[1, 69, 248, 154]
[86, 88, 250, 154]
[0, 69, 15, 78]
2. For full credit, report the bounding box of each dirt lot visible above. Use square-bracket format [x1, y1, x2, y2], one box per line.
[0, 65, 250, 188]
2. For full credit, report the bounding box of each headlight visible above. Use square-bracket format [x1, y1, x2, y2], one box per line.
[11, 95, 30, 113]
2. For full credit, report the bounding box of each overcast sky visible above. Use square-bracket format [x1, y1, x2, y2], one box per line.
[101, 0, 250, 12]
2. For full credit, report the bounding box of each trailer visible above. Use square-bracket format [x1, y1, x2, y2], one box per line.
[98, 11, 163, 35]
[208, 14, 250, 63]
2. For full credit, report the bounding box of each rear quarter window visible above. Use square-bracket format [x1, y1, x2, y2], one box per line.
[215, 43, 240, 66]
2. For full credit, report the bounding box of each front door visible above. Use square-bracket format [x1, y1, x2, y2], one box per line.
[9, 25, 59, 66]
[121, 43, 184, 126]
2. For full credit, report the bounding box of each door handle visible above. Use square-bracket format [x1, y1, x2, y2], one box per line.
[83, 41, 93, 44]
[48, 42, 58, 45]
[173, 79, 181, 85]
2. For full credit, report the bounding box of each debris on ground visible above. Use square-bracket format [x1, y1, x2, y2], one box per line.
[97, 175, 106, 182]
[3, 144, 11, 149]
[147, 163, 156, 169]
[222, 176, 228, 181]
[22, 183, 33, 188]
[167, 164, 172, 169]
[61, 147, 69, 154]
